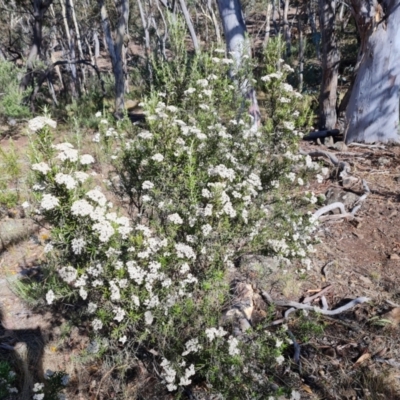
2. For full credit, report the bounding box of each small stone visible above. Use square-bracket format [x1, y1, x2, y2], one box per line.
[390, 254, 400, 260]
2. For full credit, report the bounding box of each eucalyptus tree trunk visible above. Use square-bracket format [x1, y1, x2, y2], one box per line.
[282, 0, 291, 57]
[20, 0, 54, 91]
[318, 0, 339, 130]
[69, 0, 87, 87]
[179, 0, 200, 52]
[263, 0, 272, 48]
[98, 0, 129, 117]
[61, 0, 79, 98]
[345, 0, 400, 143]
[216, 0, 260, 127]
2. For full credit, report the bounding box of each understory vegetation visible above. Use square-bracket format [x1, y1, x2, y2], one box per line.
[0, 32, 333, 399]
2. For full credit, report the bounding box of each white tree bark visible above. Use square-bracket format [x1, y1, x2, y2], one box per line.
[179, 0, 200, 52]
[345, 0, 400, 143]
[216, 0, 261, 127]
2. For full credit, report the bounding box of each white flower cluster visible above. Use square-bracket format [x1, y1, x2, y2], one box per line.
[32, 162, 51, 174]
[28, 116, 57, 132]
[205, 326, 228, 341]
[182, 337, 202, 356]
[59, 266, 78, 283]
[55, 173, 77, 190]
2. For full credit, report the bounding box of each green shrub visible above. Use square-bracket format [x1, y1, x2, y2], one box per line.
[23, 24, 323, 398]
[0, 61, 31, 119]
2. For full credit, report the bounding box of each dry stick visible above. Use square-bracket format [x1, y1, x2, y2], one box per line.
[348, 143, 386, 150]
[302, 284, 333, 304]
[261, 290, 370, 316]
[95, 364, 128, 399]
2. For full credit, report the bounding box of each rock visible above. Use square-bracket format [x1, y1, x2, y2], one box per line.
[333, 141, 348, 151]
[378, 157, 391, 166]
[325, 187, 360, 213]
[238, 254, 285, 274]
[390, 253, 400, 260]
[125, 99, 139, 111]
[0, 219, 40, 252]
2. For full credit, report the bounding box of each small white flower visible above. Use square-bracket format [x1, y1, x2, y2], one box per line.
[92, 318, 103, 331]
[87, 302, 97, 314]
[80, 154, 95, 165]
[297, 177, 304, 186]
[144, 310, 154, 325]
[100, 119, 108, 124]
[41, 194, 59, 210]
[33, 382, 44, 392]
[28, 116, 57, 132]
[201, 224, 212, 236]
[227, 335, 240, 356]
[56, 148, 79, 162]
[184, 87, 196, 95]
[95, 111, 102, 117]
[119, 335, 127, 344]
[32, 162, 51, 174]
[151, 153, 164, 162]
[167, 213, 183, 224]
[59, 266, 78, 283]
[79, 287, 88, 300]
[196, 78, 208, 87]
[86, 189, 107, 206]
[113, 307, 126, 322]
[71, 199, 94, 217]
[142, 181, 154, 190]
[21, 201, 30, 209]
[55, 173, 77, 190]
[46, 290, 55, 305]
[276, 355, 285, 365]
[166, 105, 178, 113]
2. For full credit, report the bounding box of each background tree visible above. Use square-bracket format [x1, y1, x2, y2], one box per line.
[345, 0, 400, 143]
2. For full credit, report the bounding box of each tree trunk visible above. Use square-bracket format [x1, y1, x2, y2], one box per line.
[318, 0, 339, 130]
[345, 0, 400, 143]
[216, 0, 261, 128]
[263, 0, 272, 48]
[98, 0, 129, 117]
[283, 0, 291, 57]
[179, 0, 200, 53]
[20, 0, 54, 91]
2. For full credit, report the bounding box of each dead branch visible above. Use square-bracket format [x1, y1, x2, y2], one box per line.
[348, 143, 386, 150]
[261, 290, 370, 316]
[303, 284, 333, 304]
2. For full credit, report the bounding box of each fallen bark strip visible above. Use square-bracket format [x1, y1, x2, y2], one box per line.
[313, 202, 347, 219]
[261, 290, 370, 316]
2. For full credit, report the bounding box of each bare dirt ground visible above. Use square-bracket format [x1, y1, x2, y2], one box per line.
[2, 122, 400, 399]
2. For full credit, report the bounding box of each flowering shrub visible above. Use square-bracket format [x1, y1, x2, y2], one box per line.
[0, 361, 18, 398]
[25, 42, 321, 398]
[32, 370, 69, 400]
